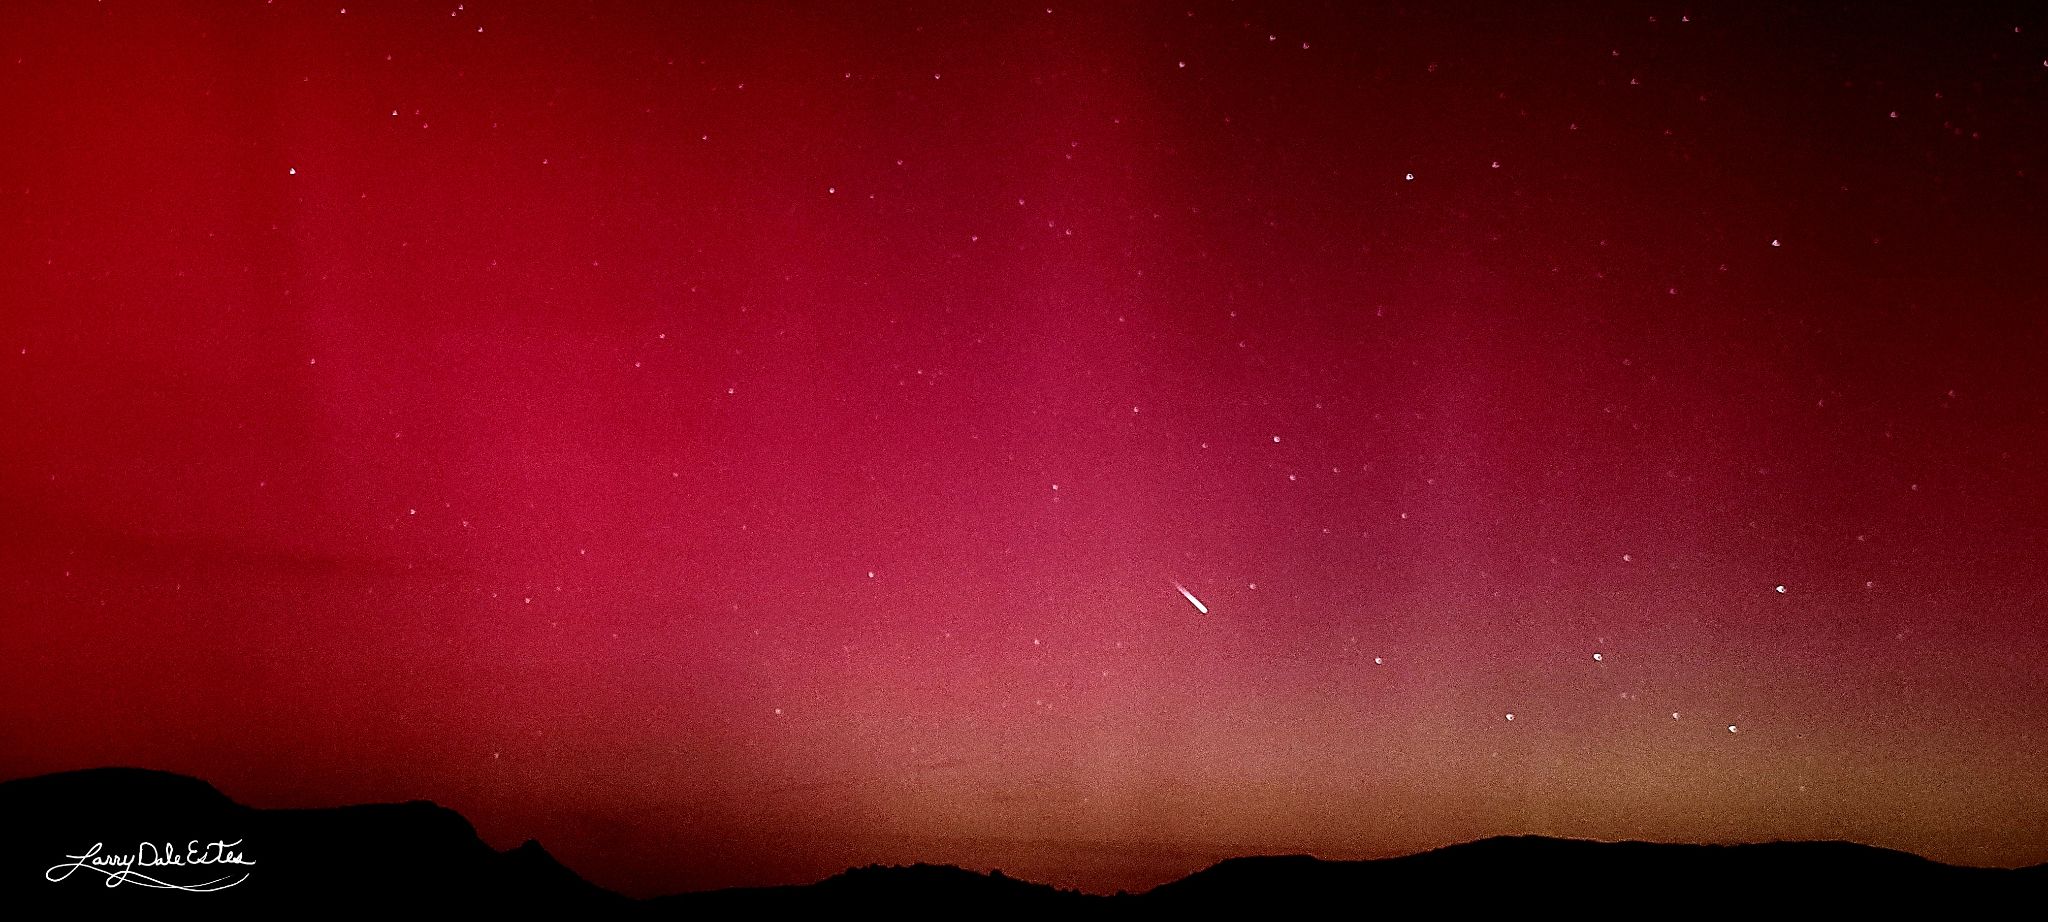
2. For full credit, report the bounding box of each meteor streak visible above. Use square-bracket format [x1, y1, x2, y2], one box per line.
[1174, 583, 1208, 614]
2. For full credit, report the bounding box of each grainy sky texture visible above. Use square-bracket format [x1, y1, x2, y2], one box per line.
[3, 0, 2045, 897]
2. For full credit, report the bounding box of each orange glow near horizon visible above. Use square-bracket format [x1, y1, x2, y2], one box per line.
[3, 1, 2046, 898]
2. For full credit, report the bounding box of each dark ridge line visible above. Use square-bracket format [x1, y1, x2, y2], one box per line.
[4, 766, 2043, 913]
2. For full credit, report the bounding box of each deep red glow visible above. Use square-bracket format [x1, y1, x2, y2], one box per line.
[3, 1, 2046, 897]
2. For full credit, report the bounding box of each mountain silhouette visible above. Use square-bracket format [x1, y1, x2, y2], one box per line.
[643, 862, 1107, 915]
[3, 768, 2041, 916]
[0, 767, 624, 914]
[1138, 835, 2044, 914]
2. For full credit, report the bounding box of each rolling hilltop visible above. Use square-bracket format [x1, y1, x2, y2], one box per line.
[3, 768, 2039, 916]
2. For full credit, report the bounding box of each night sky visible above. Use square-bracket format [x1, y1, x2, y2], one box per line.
[4, 0, 2047, 898]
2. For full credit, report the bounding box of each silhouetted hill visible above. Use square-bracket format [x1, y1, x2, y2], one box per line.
[1142, 834, 2035, 914]
[4, 768, 2042, 916]
[0, 767, 625, 914]
[644, 863, 1106, 916]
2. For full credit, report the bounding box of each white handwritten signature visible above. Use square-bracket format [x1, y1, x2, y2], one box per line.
[45, 840, 255, 892]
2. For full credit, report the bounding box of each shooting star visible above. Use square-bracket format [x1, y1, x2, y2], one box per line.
[1174, 582, 1208, 614]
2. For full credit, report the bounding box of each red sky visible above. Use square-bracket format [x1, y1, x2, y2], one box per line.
[3, 0, 2046, 897]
